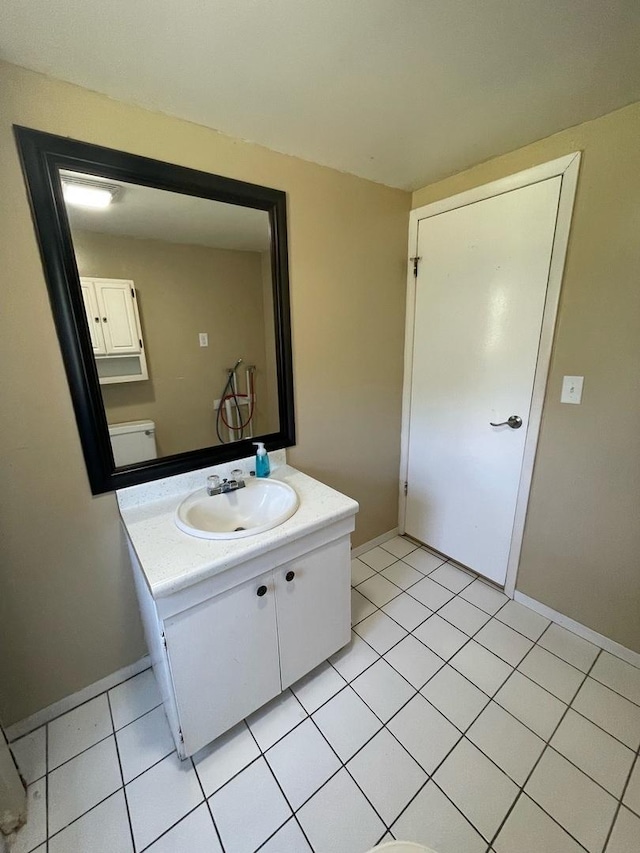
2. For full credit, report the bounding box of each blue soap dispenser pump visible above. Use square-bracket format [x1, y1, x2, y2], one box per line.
[253, 442, 270, 478]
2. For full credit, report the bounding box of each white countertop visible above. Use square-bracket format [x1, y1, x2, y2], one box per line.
[117, 461, 359, 600]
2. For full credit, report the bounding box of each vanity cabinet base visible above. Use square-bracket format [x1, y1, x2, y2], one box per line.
[129, 531, 352, 758]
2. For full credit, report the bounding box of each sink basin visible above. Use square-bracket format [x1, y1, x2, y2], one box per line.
[175, 478, 299, 539]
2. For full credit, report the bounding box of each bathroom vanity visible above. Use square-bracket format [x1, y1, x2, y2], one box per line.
[117, 454, 358, 758]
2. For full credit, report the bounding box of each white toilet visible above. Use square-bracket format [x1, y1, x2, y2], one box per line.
[108, 419, 157, 466]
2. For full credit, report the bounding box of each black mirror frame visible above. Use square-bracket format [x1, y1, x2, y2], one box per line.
[14, 126, 295, 494]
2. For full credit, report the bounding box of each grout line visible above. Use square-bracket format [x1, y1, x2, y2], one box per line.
[136, 801, 206, 853]
[106, 692, 136, 853]
[190, 754, 226, 853]
[601, 744, 640, 851]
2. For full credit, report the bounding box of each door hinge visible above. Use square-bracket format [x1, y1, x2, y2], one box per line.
[161, 633, 166, 650]
[139, 338, 143, 349]
[130, 287, 135, 298]
[404, 481, 408, 497]
[178, 728, 184, 743]
[410, 256, 421, 277]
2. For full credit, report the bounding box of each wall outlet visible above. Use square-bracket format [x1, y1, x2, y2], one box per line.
[561, 375, 584, 404]
[199, 332, 208, 347]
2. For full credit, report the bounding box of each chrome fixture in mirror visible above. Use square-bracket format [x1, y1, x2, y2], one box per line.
[14, 127, 295, 494]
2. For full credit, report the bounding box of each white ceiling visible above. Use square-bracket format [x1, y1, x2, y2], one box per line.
[62, 171, 271, 252]
[2, 0, 640, 190]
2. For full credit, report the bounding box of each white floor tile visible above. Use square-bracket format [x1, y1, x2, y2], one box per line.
[330, 631, 379, 682]
[358, 546, 398, 571]
[10, 726, 46, 784]
[297, 768, 385, 853]
[193, 721, 260, 798]
[126, 752, 203, 850]
[518, 645, 584, 703]
[351, 588, 377, 624]
[380, 561, 424, 590]
[246, 689, 306, 751]
[209, 756, 291, 853]
[48, 695, 113, 770]
[494, 670, 567, 739]
[493, 793, 585, 853]
[538, 623, 600, 673]
[352, 658, 415, 721]
[388, 694, 460, 774]
[414, 614, 468, 661]
[495, 600, 550, 641]
[313, 686, 381, 761]
[474, 619, 533, 667]
[525, 747, 617, 852]
[591, 652, 640, 706]
[623, 757, 640, 816]
[401, 548, 446, 574]
[438, 596, 491, 636]
[391, 780, 487, 853]
[380, 536, 420, 559]
[351, 557, 376, 586]
[353, 610, 407, 654]
[408, 577, 454, 611]
[382, 592, 432, 631]
[434, 738, 518, 842]
[429, 563, 474, 593]
[48, 737, 121, 836]
[48, 791, 133, 853]
[467, 702, 545, 785]
[606, 806, 640, 853]
[421, 665, 489, 731]
[460, 578, 509, 615]
[8, 778, 46, 853]
[347, 728, 427, 824]
[258, 818, 312, 852]
[450, 640, 513, 696]
[572, 678, 640, 749]
[266, 719, 340, 809]
[384, 635, 443, 688]
[291, 661, 346, 714]
[116, 705, 175, 784]
[356, 573, 402, 607]
[145, 804, 222, 853]
[551, 709, 635, 798]
[109, 670, 162, 730]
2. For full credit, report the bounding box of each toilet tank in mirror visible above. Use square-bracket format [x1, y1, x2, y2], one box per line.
[14, 127, 295, 494]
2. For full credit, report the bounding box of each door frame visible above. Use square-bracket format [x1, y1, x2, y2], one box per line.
[399, 153, 581, 597]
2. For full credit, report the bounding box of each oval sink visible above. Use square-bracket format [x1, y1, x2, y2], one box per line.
[175, 478, 299, 540]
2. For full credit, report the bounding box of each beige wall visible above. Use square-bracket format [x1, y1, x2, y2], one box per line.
[0, 61, 409, 724]
[413, 101, 640, 653]
[73, 229, 274, 455]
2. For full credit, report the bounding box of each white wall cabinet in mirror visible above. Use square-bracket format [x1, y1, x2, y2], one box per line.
[80, 277, 149, 384]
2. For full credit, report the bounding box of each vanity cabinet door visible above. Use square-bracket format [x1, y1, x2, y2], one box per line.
[275, 536, 351, 689]
[94, 279, 141, 355]
[80, 280, 106, 355]
[163, 569, 281, 757]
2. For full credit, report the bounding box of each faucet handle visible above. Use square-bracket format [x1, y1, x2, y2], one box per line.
[206, 475, 220, 495]
[230, 469, 244, 483]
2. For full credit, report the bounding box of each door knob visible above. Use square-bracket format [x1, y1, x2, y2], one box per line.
[256, 585, 267, 597]
[490, 415, 522, 429]
[285, 571, 295, 582]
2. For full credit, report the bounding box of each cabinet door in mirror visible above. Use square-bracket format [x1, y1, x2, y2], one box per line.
[14, 127, 295, 493]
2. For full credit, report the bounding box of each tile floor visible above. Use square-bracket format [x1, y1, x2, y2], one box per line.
[7, 536, 640, 853]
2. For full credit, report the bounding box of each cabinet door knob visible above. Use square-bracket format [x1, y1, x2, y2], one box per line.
[256, 585, 267, 597]
[285, 571, 295, 582]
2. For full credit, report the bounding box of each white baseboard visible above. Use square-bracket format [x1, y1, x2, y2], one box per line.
[514, 592, 640, 670]
[5, 655, 151, 742]
[351, 528, 399, 559]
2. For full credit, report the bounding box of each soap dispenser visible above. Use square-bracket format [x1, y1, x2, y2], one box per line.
[253, 442, 270, 478]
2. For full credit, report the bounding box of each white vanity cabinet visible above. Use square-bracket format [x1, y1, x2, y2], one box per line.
[129, 530, 352, 758]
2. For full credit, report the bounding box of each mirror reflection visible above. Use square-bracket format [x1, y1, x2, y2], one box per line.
[62, 170, 280, 467]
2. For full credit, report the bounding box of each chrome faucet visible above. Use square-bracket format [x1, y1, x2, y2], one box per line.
[206, 473, 246, 496]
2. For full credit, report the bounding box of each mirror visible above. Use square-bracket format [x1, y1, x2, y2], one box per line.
[15, 127, 295, 494]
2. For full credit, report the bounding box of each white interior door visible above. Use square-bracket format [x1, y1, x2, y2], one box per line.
[405, 177, 562, 585]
